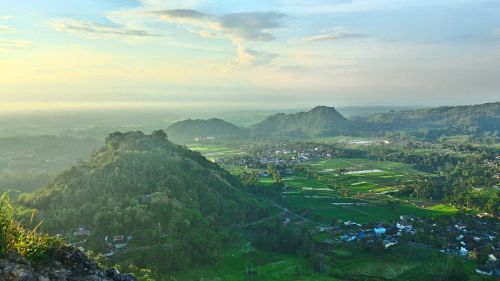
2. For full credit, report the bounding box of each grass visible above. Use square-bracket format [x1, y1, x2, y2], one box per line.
[174, 240, 485, 281]
[300, 158, 433, 196]
[426, 204, 459, 215]
[0, 193, 62, 264]
[187, 144, 246, 161]
[328, 244, 484, 281]
[173, 241, 344, 281]
[273, 158, 452, 223]
[284, 195, 437, 223]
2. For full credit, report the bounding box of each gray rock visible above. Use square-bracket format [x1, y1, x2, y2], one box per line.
[0, 248, 137, 281]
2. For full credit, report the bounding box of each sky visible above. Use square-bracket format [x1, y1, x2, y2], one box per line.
[1, 0, 499, 110]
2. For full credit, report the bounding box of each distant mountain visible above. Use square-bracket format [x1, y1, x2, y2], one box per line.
[251, 106, 350, 137]
[250, 102, 499, 139]
[19, 131, 263, 273]
[358, 102, 500, 136]
[167, 118, 245, 141]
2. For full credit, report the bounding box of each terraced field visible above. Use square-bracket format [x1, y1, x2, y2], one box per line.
[173, 241, 344, 281]
[174, 241, 482, 281]
[188, 144, 246, 161]
[272, 158, 449, 223]
[308, 158, 430, 193]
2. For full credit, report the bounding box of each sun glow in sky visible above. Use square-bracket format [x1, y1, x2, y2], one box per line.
[1, 0, 499, 109]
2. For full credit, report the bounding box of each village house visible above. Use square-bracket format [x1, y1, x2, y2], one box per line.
[396, 221, 413, 232]
[374, 227, 387, 236]
[73, 227, 91, 237]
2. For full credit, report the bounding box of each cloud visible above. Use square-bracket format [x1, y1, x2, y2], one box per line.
[0, 39, 32, 50]
[298, 32, 365, 42]
[48, 18, 159, 39]
[151, 9, 285, 65]
[0, 15, 13, 20]
[232, 43, 278, 66]
[219, 12, 285, 41]
[153, 9, 209, 21]
[0, 25, 12, 33]
[295, 26, 367, 43]
[153, 9, 285, 42]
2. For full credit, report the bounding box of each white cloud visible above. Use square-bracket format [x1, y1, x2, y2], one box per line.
[295, 26, 367, 43]
[231, 43, 278, 66]
[0, 39, 32, 50]
[48, 18, 159, 39]
[0, 15, 13, 20]
[152, 10, 285, 42]
[150, 9, 285, 65]
[0, 25, 12, 33]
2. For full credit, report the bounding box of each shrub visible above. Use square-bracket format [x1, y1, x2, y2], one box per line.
[0, 193, 62, 264]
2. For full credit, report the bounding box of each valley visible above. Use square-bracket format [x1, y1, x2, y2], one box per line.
[1, 103, 499, 281]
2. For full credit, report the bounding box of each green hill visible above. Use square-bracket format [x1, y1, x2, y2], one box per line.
[358, 102, 500, 137]
[167, 118, 245, 141]
[19, 130, 263, 273]
[249, 102, 499, 138]
[251, 106, 350, 137]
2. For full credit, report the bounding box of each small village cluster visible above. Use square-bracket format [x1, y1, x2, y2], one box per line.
[319, 215, 500, 276]
[217, 143, 337, 168]
[58, 227, 132, 258]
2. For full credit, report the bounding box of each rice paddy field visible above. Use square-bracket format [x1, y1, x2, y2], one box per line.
[173, 240, 482, 281]
[269, 158, 454, 224]
[177, 145, 476, 281]
[187, 144, 247, 161]
[173, 241, 344, 281]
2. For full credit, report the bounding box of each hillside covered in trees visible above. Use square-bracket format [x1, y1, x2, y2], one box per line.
[18, 131, 264, 273]
[251, 106, 350, 137]
[166, 102, 499, 140]
[166, 118, 246, 141]
[356, 102, 500, 137]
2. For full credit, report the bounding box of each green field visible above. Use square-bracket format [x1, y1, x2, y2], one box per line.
[302, 158, 432, 195]
[286, 197, 441, 223]
[175, 149, 488, 281]
[173, 241, 483, 281]
[173, 241, 343, 281]
[328, 244, 482, 281]
[188, 144, 247, 161]
[426, 204, 459, 214]
[268, 158, 451, 223]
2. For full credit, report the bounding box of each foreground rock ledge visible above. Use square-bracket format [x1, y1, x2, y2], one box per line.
[0, 246, 136, 281]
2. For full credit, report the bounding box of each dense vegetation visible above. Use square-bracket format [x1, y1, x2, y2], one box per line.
[167, 118, 246, 141]
[357, 102, 500, 137]
[252, 106, 350, 137]
[18, 130, 265, 273]
[1, 102, 498, 280]
[166, 102, 499, 140]
[0, 193, 61, 264]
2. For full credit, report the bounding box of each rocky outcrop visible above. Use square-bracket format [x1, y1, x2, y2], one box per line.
[0, 247, 136, 281]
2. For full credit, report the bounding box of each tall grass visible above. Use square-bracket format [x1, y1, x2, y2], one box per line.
[0, 193, 62, 264]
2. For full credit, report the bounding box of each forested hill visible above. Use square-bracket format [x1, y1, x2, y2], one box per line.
[357, 102, 500, 136]
[250, 102, 499, 138]
[251, 106, 350, 137]
[19, 130, 263, 273]
[166, 118, 245, 141]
